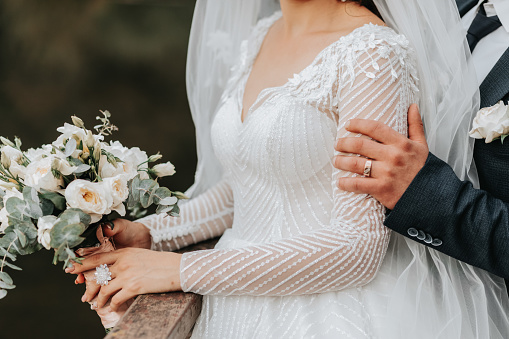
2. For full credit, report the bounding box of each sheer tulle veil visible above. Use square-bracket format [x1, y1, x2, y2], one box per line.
[185, 0, 509, 337]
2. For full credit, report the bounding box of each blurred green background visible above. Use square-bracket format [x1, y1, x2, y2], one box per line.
[0, 0, 197, 338]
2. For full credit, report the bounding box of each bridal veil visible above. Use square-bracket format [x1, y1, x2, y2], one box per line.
[185, 0, 509, 337]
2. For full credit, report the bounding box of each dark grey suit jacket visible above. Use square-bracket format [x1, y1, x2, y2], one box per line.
[384, 0, 509, 279]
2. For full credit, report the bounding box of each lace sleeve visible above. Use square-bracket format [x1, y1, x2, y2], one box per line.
[180, 37, 416, 296]
[137, 178, 234, 252]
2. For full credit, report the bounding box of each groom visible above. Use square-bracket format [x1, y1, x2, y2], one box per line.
[334, 0, 509, 278]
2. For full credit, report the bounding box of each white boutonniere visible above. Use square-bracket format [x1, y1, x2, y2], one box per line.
[469, 101, 509, 143]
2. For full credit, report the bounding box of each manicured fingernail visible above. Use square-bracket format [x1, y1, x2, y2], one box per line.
[104, 221, 114, 230]
[65, 267, 73, 273]
[81, 294, 87, 302]
[345, 121, 351, 130]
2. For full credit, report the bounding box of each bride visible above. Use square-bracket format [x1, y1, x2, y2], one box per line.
[69, 0, 509, 337]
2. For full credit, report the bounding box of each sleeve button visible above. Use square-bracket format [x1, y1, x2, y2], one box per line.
[431, 239, 443, 247]
[407, 228, 418, 237]
[424, 234, 433, 244]
[417, 230, 426, 240]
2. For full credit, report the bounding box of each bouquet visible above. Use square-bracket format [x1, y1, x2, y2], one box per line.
[0, 111, 185, 327]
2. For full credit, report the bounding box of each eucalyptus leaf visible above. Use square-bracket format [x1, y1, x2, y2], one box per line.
[159, 196, 178, 206]
[0, 247, 16, 261]
[0, 289, 7, 299]
[0, 272, 13, 285]
[127, 175, 142, 208]
[59, 208, 91, 227]
[0, 281, 15, 289]
[74, 164, 91, 174]
[169, 204, 180, 217]
[5, 197, 26, 219]
[40, 198, 54, 216]
[139, 179, 159, 208]
[64, 138, 77, 157]
[155, 204, 174, 215]
[2, 261, 21, 270]
[49, 221, 85, 249]
[153, 187, 172, 205]
[13, 229, 26, 247]
[40, 189, 66, 211]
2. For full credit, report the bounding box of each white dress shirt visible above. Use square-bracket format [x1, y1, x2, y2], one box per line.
[462, 0, 509, 85]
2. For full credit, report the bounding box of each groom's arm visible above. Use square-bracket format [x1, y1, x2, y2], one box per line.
[384, 152, 509, 278]
[333, 105, 509, 278]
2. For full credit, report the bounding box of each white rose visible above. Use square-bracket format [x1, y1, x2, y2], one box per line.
[24, 156, 64, 192]
[65, 180, 113, 223]
[152, 162, 176, 177]
[100, 142, 148, 180]
[37, 215, 58, 250]
[25, 144, 53, 162]
[102, 175, 129, 216]
[51, 157, 77, 176]
[1, 146, 26, 179]
[469, 101, 509, 143]
[53, 123, 104, 148]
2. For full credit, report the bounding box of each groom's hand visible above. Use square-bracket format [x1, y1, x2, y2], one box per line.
[334, 104, 429, 209]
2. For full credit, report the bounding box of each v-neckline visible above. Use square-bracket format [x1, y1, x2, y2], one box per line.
[238, 13, 384, 125]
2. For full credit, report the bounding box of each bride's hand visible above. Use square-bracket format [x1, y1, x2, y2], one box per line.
[68, 248, 182, 311]
[103, 219, 152, 250]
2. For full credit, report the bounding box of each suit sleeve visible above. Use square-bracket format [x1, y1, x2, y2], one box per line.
[384, 152, 509, 278]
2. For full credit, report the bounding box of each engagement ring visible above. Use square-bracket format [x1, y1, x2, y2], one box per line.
[363, 160, 372, 177]
[95, 264, 112, 286]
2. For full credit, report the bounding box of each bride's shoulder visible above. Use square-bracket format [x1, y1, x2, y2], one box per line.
[337, 24, 413, 58]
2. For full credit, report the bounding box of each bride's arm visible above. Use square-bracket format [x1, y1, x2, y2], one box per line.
[179, 41, 416, 296]
[137, 178, 234, 252]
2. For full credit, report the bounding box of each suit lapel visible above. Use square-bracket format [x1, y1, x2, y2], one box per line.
[456, 0, 479, 17]
[479, 48, 509, 108]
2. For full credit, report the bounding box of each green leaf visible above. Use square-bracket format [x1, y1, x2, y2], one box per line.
[2, 261, 21, 271]
[13, 229, 26, 247]
[64, 138, 77, 157]
[0, 247, 16, 261]
[49, 221, 85, 249]
[0, 289, 7, 299]
[0, 272, 13, 284]
[0, 281, 15, 289]
[40, 198, 54, 216]
[5, 197, 26, 219]
[169, 204, 180, 217]
[138, 179, 159, 209]
[153, 187, 172, 205]
[58, 209, 91, 227]
[155, 204, 174, 215]
[40, 189, 66, 211]
[127, 175, 142, 208]
[23, 187, 43, 219]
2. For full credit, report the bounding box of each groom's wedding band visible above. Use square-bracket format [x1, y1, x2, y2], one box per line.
[95, 264, 112, 286]
[363, 160, 372, 177]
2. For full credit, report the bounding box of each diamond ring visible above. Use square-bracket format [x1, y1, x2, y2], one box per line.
[95, 264, 112, 286]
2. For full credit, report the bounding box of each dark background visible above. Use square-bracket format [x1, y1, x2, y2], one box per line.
[0, 0, 197, 338]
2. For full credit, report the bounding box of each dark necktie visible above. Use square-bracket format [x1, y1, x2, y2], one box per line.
[467, 3, 502, 52]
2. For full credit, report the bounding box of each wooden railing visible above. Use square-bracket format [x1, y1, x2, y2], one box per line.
[104, 239, 218, 339]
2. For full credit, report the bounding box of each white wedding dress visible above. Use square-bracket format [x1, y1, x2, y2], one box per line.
[139, 12, 508, 338]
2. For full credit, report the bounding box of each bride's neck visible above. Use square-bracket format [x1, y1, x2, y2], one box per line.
[279, 0, 360, 36]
